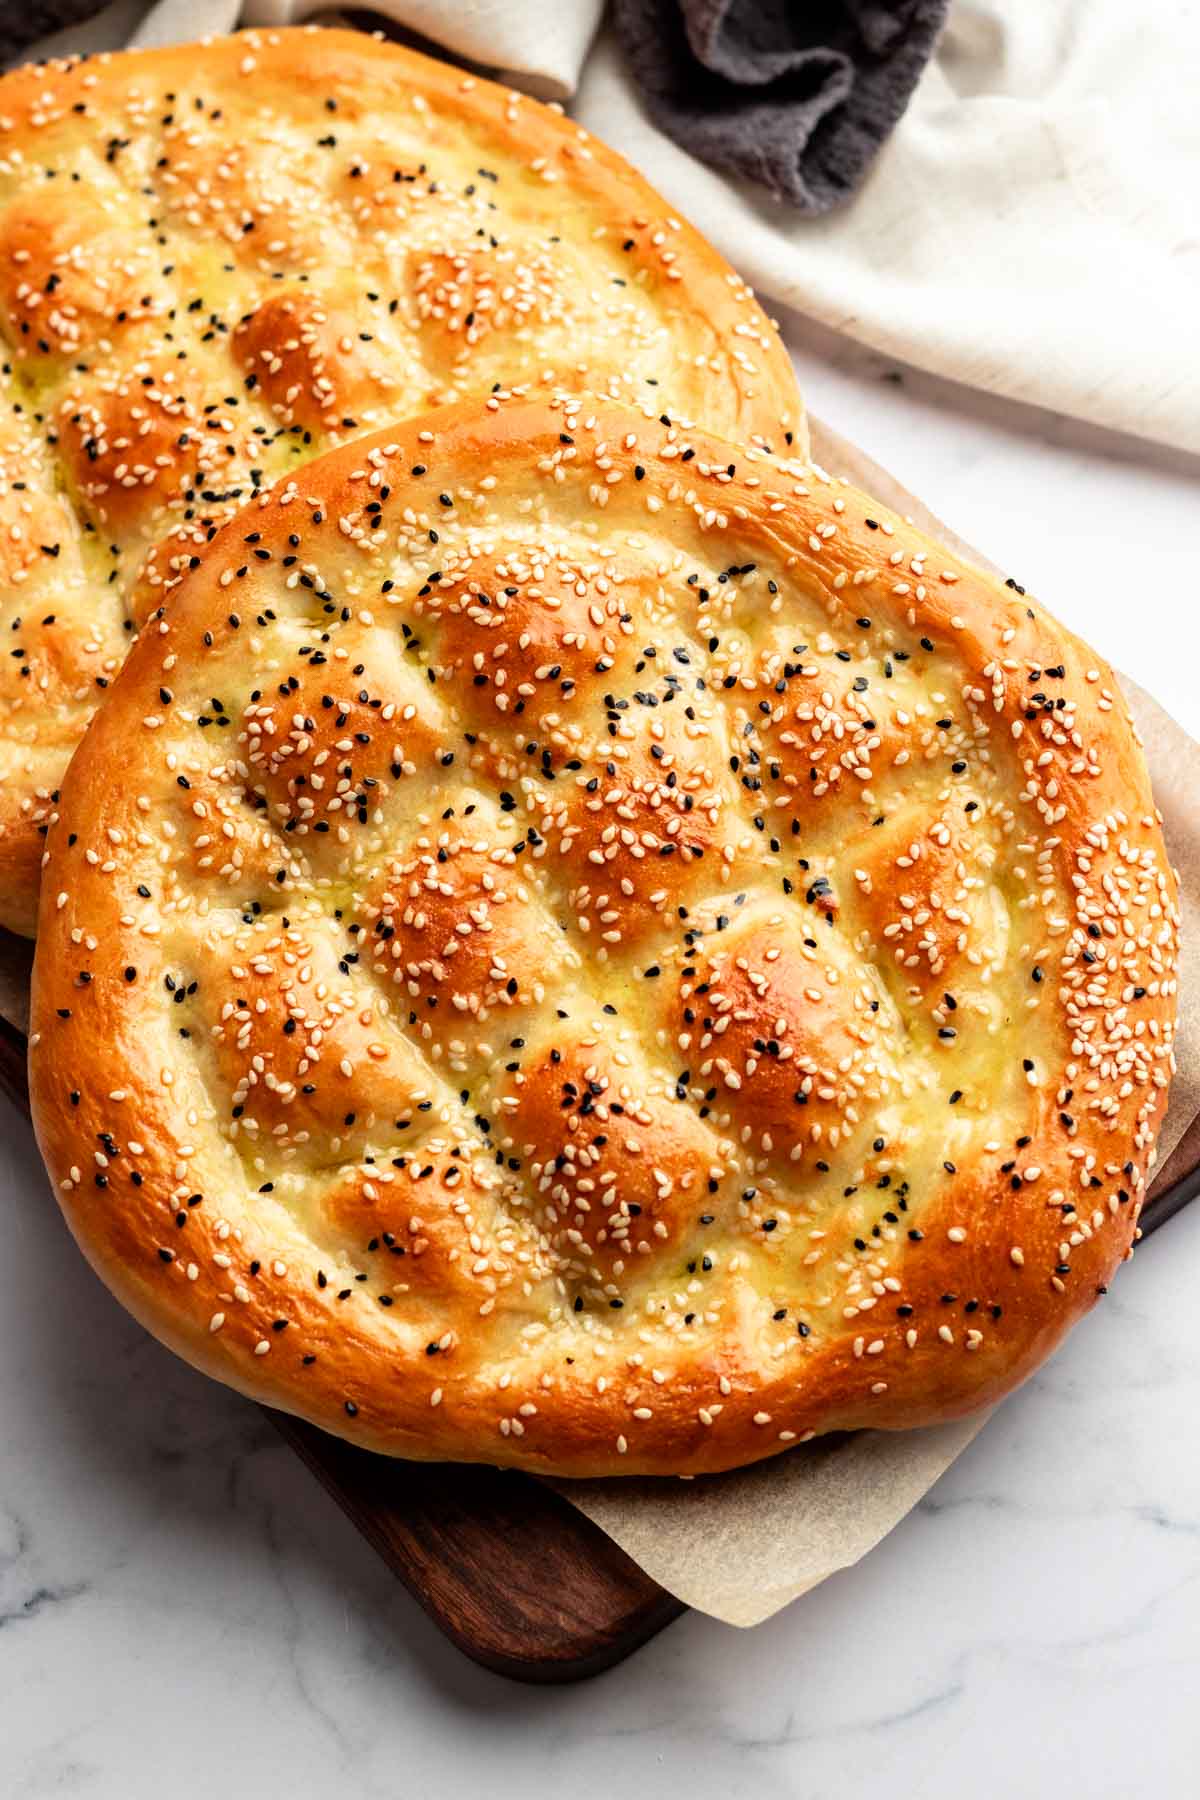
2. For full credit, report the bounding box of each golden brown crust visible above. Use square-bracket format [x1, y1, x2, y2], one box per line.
[29, 397, 1179, 1477]
[0, 25, 801, 935]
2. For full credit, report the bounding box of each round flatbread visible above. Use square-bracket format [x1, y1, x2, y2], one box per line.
[0, 26, 800, 932]
[30, 397, 1178, 1477]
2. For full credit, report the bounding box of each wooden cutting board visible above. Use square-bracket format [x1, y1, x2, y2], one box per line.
[1, 418, 1194, 1680]
[0, 1004, 1190, 1678]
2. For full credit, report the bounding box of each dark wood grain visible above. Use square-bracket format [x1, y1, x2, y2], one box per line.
[0, 1006, 28, 1112]
[271, 1413, 684, 1681]
[1144, 1142, 1200, 1236]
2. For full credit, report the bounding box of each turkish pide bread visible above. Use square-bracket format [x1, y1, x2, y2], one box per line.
[29, 398, 1179, 1478]
[0, 27, 800, 935]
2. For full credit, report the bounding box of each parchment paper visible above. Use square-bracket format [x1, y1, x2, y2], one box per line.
[1, 433, 1194, 1629]
[550, 420, 1200, 1625]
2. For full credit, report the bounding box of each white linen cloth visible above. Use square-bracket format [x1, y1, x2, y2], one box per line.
[20, 0, 1200, 455]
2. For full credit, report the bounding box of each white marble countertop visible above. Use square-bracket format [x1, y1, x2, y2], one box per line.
[4, 329, 1199, 1799]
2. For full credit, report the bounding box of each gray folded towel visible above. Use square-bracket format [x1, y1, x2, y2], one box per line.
[4, 0, 947, 214]
[1, 0, 108, 61]
[612, 0, 949, 213]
